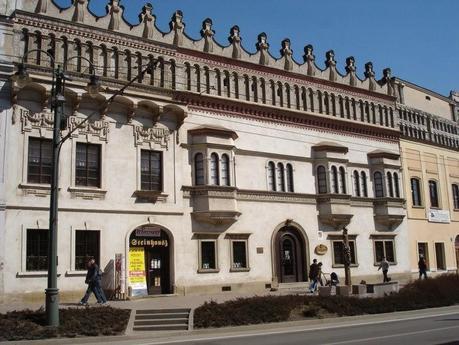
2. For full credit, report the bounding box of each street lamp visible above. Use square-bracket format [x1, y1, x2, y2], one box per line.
[12, 53, 159, 327]
[12, 50, 99, 327]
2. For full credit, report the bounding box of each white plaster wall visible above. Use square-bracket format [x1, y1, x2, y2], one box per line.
[403, 85, 453, 120]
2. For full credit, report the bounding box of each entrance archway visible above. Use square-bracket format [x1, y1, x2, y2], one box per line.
[128, 225, 173, 295]
[273, 225, 308, 283]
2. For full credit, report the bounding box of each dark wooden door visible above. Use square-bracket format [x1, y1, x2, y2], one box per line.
[146, 246, 170, 295]
[280, 235, 298, 283]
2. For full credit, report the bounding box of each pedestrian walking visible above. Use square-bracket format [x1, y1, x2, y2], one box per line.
[309, 262, 323, 292]
[418, 255, 428, 279]
[308, 259, 318, 292]
[377, 256, 390, 283]
[79, 258, 109, 306]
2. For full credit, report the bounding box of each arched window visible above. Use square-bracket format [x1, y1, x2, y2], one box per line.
[353, 170, 360, 197]
[210, 153, 219, 185]
[387, 172, 394, 197]
[221, 154, 230, 186]
[339, 167, 346, 194]
[331, 166, 339, 194]
[276, 163, 285, 192]
[286, 164, 294, 192]
[361, 171, 368, 197]
[195, 153, 204, 185]
[268, 161, 275, 191]
[317, 166, 327, 194]
[429, 180, 439, 208]
[452, 184, 459, 209]
[394, 172, 400, 198]
[411, 178, 421, 206]
[374, 172, 384, 197]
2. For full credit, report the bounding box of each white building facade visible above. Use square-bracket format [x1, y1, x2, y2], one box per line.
[0, 0, 413, 298]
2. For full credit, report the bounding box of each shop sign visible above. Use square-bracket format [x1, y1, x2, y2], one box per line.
[128, 247, 148, 296]
[136, 227, 162, 238]
[314, 244, 328, 255]
[130, 239, 169, 247]
[428, 209, 450, 223]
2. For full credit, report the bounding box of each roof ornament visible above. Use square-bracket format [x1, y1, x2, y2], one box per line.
[364, 62, 377, 91]
[170, 10, 185, 46]
[380, 68, 396, 96]
[140, 3, 155, 39]
[303, 44, 316, 76]
[200, 18, 214, 53]
[228, 25, 242, 59]
[256, 32, 270, 66]
[108, 0, 121, 31]
[345, 56, 357, 87]
[72, 0, 86, 23]
[280, 39, 293, 71]
[35, 0, 48, 14]
[325, 50, 337, 81]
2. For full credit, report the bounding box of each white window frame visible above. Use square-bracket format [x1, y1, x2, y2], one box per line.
[373, 238, 397, 265]
[197, 237, 219, 273]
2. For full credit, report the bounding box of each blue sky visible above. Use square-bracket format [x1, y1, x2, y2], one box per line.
[54, 0, 458, 96]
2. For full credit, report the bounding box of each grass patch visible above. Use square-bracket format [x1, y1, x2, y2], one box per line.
[0, 307, 131, 341]
[194, 274, 459, 328]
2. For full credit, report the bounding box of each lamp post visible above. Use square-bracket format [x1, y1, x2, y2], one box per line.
[12, 53, 157, 327]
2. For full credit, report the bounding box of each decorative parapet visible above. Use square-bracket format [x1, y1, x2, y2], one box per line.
[15, 0, 395, 97]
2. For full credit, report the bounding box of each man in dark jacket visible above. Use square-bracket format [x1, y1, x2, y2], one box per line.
[308, 259, 319, 292]
[79, 258, 109, 306]
[418, 255, 428, 279]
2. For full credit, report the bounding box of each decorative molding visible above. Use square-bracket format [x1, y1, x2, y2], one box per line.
[191, 210, 241, 225]
[18, 183, 55, 197]
[18, 107, 54, 134]
[68, 187, 107, 200]
[133, 190, 168, 203]
[133, 124, 171, 149]
[69, 116, 110, 142]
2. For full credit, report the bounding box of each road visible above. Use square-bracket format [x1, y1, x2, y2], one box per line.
[135, 311, 459, 345]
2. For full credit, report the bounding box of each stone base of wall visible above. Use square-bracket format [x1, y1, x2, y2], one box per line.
[175, 280, 272, 296]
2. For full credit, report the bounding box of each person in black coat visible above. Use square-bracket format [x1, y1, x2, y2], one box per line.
[79, 258, 109, 305]
[418, 255, 428, 279]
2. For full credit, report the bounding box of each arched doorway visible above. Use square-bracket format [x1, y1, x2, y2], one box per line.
[455, 235, 459, 271]
[128, 225, 173, 295]
[274, 226, 307, 283]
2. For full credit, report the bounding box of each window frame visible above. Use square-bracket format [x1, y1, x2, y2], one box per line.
[374, 171, 384, 198]
[373, 238, 396, 265]
[360, 171, 368, 197]
[26, 229, 48, 272]
[75, 142, 102, 188]
[452, 184, 459, 210]
[411, 177, 422, 207]
[229, 239, 250, 272]
[331, 165, 339, 194]
[221, 153, 231, 187]
[434, 242, 446, 271]
[74, 230, 100, 271]
[198, 239, 219, 273]
[194, 152, 205, 185]
[210, 152, 220, 185]
[353, 170, 360, 197]
[276, 162, 285, 192]
[27, 137, 53, 185]
[140, 149, 163, 192]
[331, 239, 358, 268]
[267, 161, 276, 191]
[317, 165, 327, 194]
[339, 166, 347, 194]
[286, 163, 294, 192]
[428, 180, 439, 208]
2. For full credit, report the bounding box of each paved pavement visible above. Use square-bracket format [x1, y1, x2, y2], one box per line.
[2, 305, 459, 345]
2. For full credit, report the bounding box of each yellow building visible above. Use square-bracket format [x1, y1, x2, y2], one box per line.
[397, 80, 459, 276]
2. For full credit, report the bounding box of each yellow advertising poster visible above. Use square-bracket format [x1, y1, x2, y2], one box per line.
[128, 247, 148, 296]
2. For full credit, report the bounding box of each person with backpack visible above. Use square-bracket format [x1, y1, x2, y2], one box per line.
[79, 258, 109, 306]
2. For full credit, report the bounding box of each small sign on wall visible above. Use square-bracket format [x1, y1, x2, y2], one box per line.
[427, 209, 450, 223]
[314, 244, 328, 255]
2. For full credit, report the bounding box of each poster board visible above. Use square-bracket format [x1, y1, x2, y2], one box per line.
[128, 247, 148, 296]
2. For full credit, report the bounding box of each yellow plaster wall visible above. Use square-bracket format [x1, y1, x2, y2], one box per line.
[400, 140, 459, 272]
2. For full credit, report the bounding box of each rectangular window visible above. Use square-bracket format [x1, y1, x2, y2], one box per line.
[332, 241, 357, 266]
[435, 243, 446, 270]
[26, 229, 48, 271]
[200, 240, 217, 271]
[231, 240, 248, 270]
[140, 150, 162, 191]
[418, 242, 430, 269]
[374, 239, 396, 264]
[75, 230, 100, 271]
[76, 143, 101, 187]
[27, 138, 52, 184]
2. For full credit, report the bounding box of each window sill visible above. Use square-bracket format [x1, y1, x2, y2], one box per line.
[18, 183, 61, 197]
[373, 262, 397, 267]
[65, 270, 87, 277]
[17, 272, 62, 278]
[230, 267, 250, 272]
[68, 187, 107, 200]
[412, 205, 425, 209]
[133, 190, 168, 202]
[331, 264, 359, 268]
[197, 268, 220, 274]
